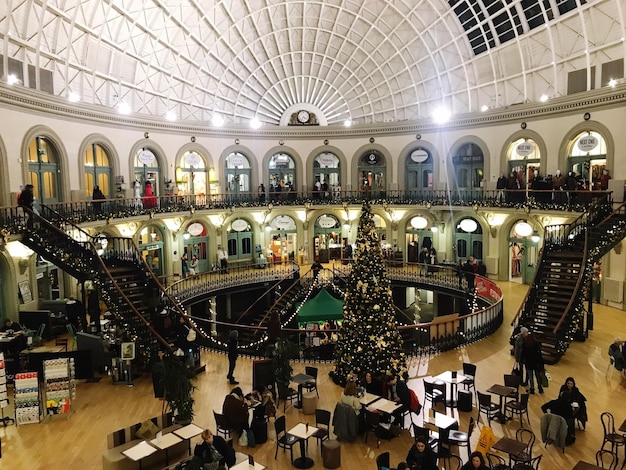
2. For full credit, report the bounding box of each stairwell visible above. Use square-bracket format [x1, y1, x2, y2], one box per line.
[515, 200, 626, 364]
[19, 206, 202, 369]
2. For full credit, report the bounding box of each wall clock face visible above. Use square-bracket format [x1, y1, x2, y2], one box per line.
[297, 110, 310, 123]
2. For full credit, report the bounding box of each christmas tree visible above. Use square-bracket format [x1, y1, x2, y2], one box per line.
[331, 203, 407, 385]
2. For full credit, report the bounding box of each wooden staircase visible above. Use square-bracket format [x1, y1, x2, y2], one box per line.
[515, 199, 626, 364]
[19, 206, 201, 368]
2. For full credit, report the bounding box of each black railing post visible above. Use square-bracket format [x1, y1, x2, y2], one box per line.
[587, 272, 594, 333]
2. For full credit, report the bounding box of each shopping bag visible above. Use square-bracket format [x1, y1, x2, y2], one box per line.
[540, 369, 550, 388]
[238, 430, 248, 447]
[476, 425, 496, 457]
[512, 362, 522, 377]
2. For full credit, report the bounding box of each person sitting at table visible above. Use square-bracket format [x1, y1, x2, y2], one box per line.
[609, 337, 625, 371]
[540, 377, 584, 444]
[557, 376, 588, 430]
[461, 451, 489, 470]
[406, 435, 438, 470]
[387, 374, 411, 425]
[362, 371, 383, 396]
[339, 378, 362, 413]
[0, 318, 23, 334]
[222, 386, 250, 436]
[193, 429, 236, 469]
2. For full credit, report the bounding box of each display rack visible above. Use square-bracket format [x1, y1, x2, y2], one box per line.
[14, 371, 40, 425]
[0, 353, 14, 426]
[43, 358, 76, 417]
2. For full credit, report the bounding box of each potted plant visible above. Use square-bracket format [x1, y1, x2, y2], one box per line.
[152, 352, 197, 423]
[266, 337, 299, 383]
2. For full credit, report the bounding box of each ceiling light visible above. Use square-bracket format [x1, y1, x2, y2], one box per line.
[459, 218, 478, 233]
[212, 114, 224, 127]
[166, 111, 177, 121]
[344, 119, 352, 127]
[7, 74, 20, 85]
[250, 117, 261, 129]
[117, 102, 131, 114]
[515, 221, 533, 237]
[481, 105, 489, 112]
[432, 106, 451, 124]
[68, 92, 80, 102]
[539, 94, 549, 103]
[430, 226, 438, 233]
[608, 79, 617, 88]
[410, 216, 428, 229]
[531, 231, 541, 243]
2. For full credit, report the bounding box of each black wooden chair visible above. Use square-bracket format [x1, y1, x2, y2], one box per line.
[213, 410, 231, 440]
[274, 415, 300, 463]
[312, 409, 331, 450]
[477, 391, 499, 425]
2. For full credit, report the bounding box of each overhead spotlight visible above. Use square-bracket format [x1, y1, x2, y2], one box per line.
[212, 114, 224, 127]
[539, 94, 549, 103]
[117, 102, 131, 115]
[481, 105, 489, 112]
[432, 106, 451, 124]
[166, 111, 177, 121]
[68, 92, 80, 103]
[531, 231, 541, 243]
[250, 117, 261, 129]
[7, 74, 21, 85]
[343, 119, 352, 127]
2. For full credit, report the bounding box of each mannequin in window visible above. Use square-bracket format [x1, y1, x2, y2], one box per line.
[133, 180, 142, 208]
[144, 180, 156, 208]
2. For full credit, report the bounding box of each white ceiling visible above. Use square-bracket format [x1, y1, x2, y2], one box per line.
[0, 0, 623, 126]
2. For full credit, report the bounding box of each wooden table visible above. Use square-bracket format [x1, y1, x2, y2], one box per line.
[491, 437, 527, 466]
[291, 373, 314, 408]
[173, 423, 203, 455]
[121, 440, 158, 469]
[149, 432, 182, 466]
[487, 384, 517, 423]
[288, 422, 318, 469]
[572, 461, 603, 470]
[619, 418, 626, 433]
[434, 371, 467, 407]
[367, 397, 402, 415]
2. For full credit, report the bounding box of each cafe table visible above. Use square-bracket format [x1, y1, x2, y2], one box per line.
[487, 384, 518, 423]
[288, 422, 318, 469]
[433, 371, 467, 407]
[491, 436, 527, 466]
[423, 411, 458, 456]
[173, 423, 203, 455]
[149, 432, 182, 466]
[367, 397, 402, 415]
[230, 459, 266, 470]
[121, 440, 158, 470]
[571, 462, 603, 470]
[359, 392, 381, 406]
[619, 418, 626, 433]
[291, 373, 314, 408]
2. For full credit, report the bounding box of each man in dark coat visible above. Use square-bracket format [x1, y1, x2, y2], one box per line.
[227, 330, 239, 384]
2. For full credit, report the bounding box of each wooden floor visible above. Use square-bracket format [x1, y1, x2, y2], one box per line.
[2, 281, 626, 470]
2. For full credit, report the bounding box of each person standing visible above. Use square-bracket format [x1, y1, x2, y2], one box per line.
[181, 252, 189, 278]
[227, 330, 239, 384]
[311, 259, 323, 280]
[92, 186, 106, 214]
[17, 183, 35, 228]
[189, 255, 198, 276]
[462, 256, 477, 291]
[521, 331, 544, 394]
[258, 183, 266, 204]
[218, 246, 229, 273]
[496, 173, 508, 202]
[514, 326, 530, 385]
[87, 289, 101, 333]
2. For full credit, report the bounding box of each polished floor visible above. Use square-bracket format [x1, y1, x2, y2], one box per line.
[2, 280, 626, 470]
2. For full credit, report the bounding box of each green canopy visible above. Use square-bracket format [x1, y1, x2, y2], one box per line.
[297, 288, 344, 322]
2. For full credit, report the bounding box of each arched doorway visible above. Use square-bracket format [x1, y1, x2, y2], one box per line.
[227, 218, 254, 264]
[313, 152, 341, 198]
[506, 138, 542, 204]
[452, 143, 484, 200]
[134, 148, 161, 199]
[268, 153, 296, 201]
[358, 150, 386, 199]
[313, 214, 342, 262]
[138, 226, 165, 276]
[28, 136, 62, 205]
[225, 152, 252, 202]
[567, 131, 608, 191]
[183, 221, 209, 274]
[405, 148, 434, 195]
[405, 216, 435, 263]
[455, 217, 483, 262]
[268, 215, 298, 264]
[509, 220, 540, 284]
[84, 143, 112, 198]
[177, 151, 208, 201]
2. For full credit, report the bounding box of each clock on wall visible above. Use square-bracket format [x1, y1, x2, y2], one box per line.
[297, 110, 310, 123]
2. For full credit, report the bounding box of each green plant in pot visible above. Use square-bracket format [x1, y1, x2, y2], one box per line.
[266, 337, 299, 384]
[152, 352, 197, 423]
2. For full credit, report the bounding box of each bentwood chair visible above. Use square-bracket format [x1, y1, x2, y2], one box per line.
[512, 454, 542, 470]
[595, 449, 618, 469]
[486, 452, 510, 470]
[600, 412, 625, 461]
[443, 454, 463, 470]
[510, 428, 535, 467]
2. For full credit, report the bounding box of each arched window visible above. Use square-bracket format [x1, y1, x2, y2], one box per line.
[28, 136, 61, 204]
[358, 150, 386, 199]
[506, 138, 541, 190]
[183, 221, 209, 274]
[567, 131, 608, 190]
[84, 143, 112, 198]
[227, 218, 254, 262]
[268, 153, 296, 200]
[405, 148, 433, 194]
[405, 216, 435, 263]
[314, 214, 341, 261]
[176, 151, 207, 196]
[134, 149, 160, 197]
[268, 215, 298, 263]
